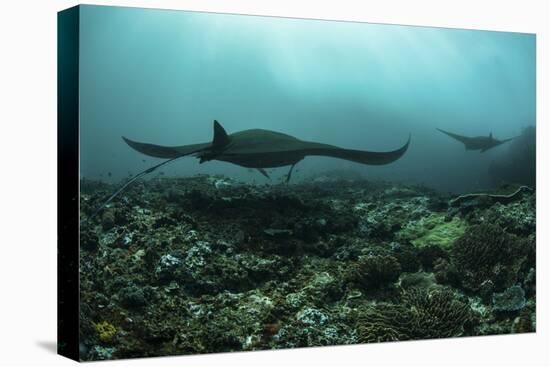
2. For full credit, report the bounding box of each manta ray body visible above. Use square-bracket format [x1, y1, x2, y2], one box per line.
[87, 120, 410, 219]
[436, 128, 514, 153]
[124, 120, 411, 181]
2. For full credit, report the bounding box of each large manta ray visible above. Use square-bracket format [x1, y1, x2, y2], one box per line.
[89, 120, 410, 218]
[436, 128, 514, 153]
[124, 120, 410, 181]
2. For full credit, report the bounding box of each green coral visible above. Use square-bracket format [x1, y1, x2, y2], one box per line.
[95, 321, 117, 343]
[399, 214, 466, 249]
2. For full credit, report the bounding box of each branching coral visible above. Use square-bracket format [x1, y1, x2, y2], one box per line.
[356, 303, 414, 343]
[402, 287, 473, 339]
[356, 288, 474, 343]
[451, 223, 524, 291]
[347, 255, 401, 290]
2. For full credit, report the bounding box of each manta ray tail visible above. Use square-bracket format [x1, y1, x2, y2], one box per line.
[86, 157, 180, 221]
[90, 122, 228, 221]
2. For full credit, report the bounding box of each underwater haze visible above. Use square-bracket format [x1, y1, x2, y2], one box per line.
[79, 5, 536, 193]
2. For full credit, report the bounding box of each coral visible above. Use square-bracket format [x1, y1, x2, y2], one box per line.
[118, 285, 147, 308]
[398, 272, 436, 290]
[296, 307, 330, 326]
[492, 285, 526, 313]
[391, 241, 421, 273]
[77, 175, 534, 360]
[451, 223, 524, 292]
[94, 321, 117, 343]
[155, 253, 182, 282]
[80, 229, 99, 252]
[486, 196, 535, 236]
[433, 258, 462, 288]
[417, 244, 449, 270]
[401, 287, 474, 339]
[101, 209, 116, 230]
[357, 288, 474, 342]
[356, 303, 414, 343]
[273, 305, 355, 348]
[511, 301, 536, 333]
[347, 255, 401, 290]
[355, 195, 431, 240]
[399, 214, 466, 249]
[89, 346, 116, 360]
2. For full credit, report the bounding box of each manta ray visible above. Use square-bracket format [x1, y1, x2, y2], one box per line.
[436, 128, 515, 153]
[88, 120, 410, 218]
[124, 120, 410, 180]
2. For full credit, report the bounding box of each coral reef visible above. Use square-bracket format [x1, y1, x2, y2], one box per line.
[346, 254, 401, 290]
[492, 285, 526, 313]
[356, 287, 474, 342]
[450, 223, 529, 292]
[356, 303, 414, 343]
[401, 287, 474, 339]
[398, 214, 466, 249]
[78, 175, 535, 360]
[94, 321, 117, 343]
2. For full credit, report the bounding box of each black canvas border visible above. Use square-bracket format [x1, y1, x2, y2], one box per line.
[57, 5, 80, 362]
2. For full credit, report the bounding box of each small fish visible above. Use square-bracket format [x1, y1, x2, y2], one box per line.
[107, 172, 112, 177]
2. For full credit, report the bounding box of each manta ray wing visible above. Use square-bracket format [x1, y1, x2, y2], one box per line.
[436, 128, 472, 146]
[122, 136, 210, 158]
[302, 135, 411, 165]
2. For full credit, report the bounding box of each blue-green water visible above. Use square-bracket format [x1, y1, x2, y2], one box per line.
[79, 5, 535, 193]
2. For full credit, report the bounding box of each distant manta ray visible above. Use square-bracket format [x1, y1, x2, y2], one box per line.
[88, 120, 410, 218]
[436, 128, 515, 153]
